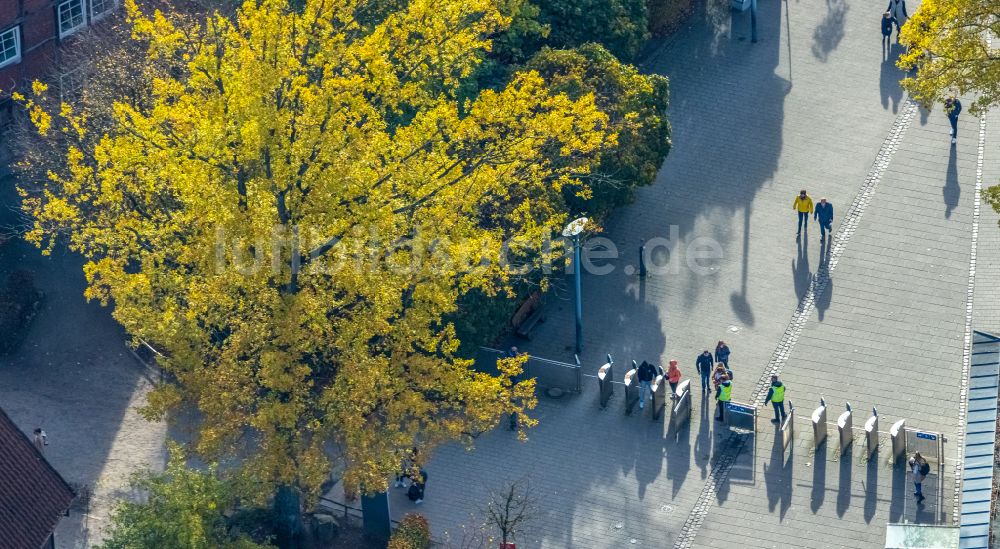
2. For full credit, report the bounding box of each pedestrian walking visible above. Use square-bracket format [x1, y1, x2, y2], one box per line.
[793, 190, 813, 236]
[32, 428, 47, 453]
[696, 350, 714, 393]
[407, 468, 428, 504]
[715, 340, 731, 368]
[886, 0, 907, 41]
[814, 198, 834, 242]
[637, 360, 658, 410]
[945, 97, 962, 145]
[909, 452, 929, 503]
[666, 360, 682, 394]
[881, 11, 895, 52]
[765, 375, 787, 424]
[715, 375, 732, 421]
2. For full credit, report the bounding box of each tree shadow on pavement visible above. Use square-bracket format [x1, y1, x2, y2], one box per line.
[764, 430, 793, 520]
[811, 0, 848, 62]
[944, 146, 959, 218]
[632, 0, 790, 318]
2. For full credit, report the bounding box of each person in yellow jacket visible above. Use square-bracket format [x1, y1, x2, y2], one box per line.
[793, 189, 813, 235]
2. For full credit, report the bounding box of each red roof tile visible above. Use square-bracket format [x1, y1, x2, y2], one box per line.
[0, 407, 74, 549]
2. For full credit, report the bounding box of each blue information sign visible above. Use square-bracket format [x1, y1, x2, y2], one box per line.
[915, 431, 937, 441]
[727, 403, 754, 415]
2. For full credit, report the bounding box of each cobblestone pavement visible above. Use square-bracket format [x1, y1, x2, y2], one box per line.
[365, 0, 1000, 547]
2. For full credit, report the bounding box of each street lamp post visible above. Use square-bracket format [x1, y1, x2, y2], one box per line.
[563, 217, 588, 354]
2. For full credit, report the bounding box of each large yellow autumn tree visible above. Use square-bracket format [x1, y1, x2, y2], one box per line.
[17, 0, 613, 497]
[897, 0, 999, 114]
[897, 0, 1000, 218]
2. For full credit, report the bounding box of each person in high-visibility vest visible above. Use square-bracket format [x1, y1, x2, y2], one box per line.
[715, 374, 731, 421]
[765, 375, 787, 424]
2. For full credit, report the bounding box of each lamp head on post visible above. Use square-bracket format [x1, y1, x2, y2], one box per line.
[562, 217, 588, 239]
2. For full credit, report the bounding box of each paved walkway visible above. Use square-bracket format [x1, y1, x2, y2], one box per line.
[0, 167, 168, 548]
[361, 0, 1000, 546]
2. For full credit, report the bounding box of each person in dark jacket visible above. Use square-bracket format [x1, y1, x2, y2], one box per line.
[945, 97, 962, 144]
[887, 0, 907, 41]
[814, 198, 834, 242]
[637, 360, 658, 410]
[715, 341, 731, 368]
[765, 375, 787, 423]
[881, 11, 895, 53]
[407, 468, 428, 504]
[696, 350, 714, 393]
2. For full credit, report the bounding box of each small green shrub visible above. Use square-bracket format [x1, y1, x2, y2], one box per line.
[647, 0, 694, 37]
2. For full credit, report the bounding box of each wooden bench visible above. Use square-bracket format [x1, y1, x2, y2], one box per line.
[512, 291, 546, 340]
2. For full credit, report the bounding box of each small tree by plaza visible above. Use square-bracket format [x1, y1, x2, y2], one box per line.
[483, 479, 539, 548]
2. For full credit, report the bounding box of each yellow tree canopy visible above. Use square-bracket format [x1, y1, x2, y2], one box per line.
[898, 0, 1000, 114]
[17, 0, 613, 496]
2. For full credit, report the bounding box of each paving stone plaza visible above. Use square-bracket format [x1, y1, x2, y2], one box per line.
[1, 0, 999, 547]
[375, 0, 1000, 546]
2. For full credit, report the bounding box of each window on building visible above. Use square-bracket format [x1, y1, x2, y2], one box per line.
[90, 0, 119, 21]
[58, 0, 87, 38]
[0, 26, 20, 69]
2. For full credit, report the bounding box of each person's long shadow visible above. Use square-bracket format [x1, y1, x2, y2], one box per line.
[764, 428, 793, 519]
[811, 0, 848, 62]
[634, 415, 665, 500]
[695, 390, 712, 479]
[793, 234, 812, 301]
[944, 146, 959, 218]
[864, 453, 879, 523]
[837, 447, 853, 517]
[880, 45, 904, 113]
[811, 440, 828, 512]
[815, 238, 832, 321]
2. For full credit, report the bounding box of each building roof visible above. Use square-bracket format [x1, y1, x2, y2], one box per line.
[960, 331, 1000, 549]
[0, 407, 75, 549]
